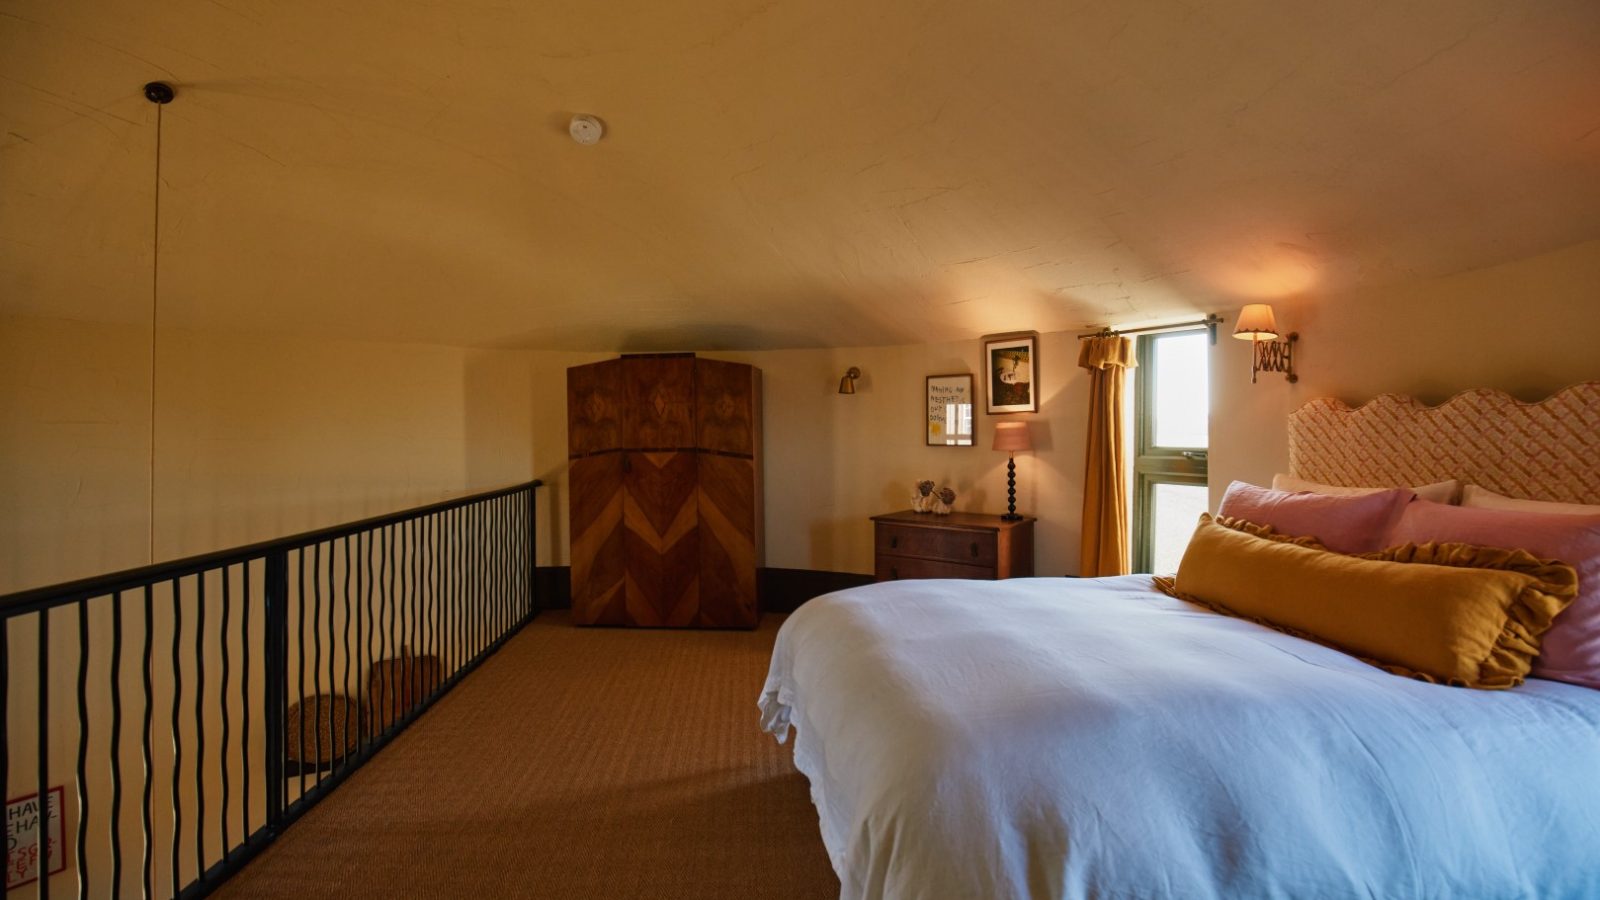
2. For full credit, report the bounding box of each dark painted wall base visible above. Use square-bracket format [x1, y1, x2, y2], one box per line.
[534, 566, 872, 615]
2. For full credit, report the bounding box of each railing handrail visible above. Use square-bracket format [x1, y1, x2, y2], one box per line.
[0, 479, 543, 615]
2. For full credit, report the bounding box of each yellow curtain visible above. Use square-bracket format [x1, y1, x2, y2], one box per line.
[1078, 335, 1136, 577]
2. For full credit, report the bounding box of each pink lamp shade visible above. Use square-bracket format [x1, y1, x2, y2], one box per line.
[992, 421, 1032, 452]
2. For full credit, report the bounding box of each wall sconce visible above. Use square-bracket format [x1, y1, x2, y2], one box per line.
[992, 421, 1032, 520]
[838, 367, 861, 395]
[1232, 304, 1298, 384]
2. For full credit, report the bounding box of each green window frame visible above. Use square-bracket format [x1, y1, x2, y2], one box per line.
[1131, 329, 1210, 574]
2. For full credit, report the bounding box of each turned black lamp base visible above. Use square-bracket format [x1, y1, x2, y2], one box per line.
[1001, 454, 1023, 521]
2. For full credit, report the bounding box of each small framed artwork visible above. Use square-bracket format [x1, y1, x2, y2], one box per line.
[925, 374, 975, 446]
[983, 332, 1038, 414]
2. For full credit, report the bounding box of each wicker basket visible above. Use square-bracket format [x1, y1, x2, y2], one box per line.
[285, 694, 365, 765]
[367, 652, 442, 733]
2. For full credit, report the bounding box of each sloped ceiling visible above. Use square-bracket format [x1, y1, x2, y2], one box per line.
[3, 0, 1598, 350]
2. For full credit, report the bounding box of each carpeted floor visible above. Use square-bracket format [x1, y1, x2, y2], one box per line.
[218, 612, 838, 900]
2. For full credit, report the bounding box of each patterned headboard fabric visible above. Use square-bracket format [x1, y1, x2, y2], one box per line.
[1287, 382, 1600, 505]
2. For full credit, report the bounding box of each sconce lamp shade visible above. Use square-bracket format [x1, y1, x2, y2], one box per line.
[992, 421, 1032, 452]
[838, 367, 861, 394]
[1232, 304, 1279, 341]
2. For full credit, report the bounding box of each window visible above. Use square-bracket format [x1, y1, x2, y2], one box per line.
[1132, 330, 1210, 574]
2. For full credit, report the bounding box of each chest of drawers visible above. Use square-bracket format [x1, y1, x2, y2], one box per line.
[871, 510, 1035, 582]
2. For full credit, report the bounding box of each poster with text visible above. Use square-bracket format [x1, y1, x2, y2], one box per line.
[7, 787, 65, 891]
[926, 374, 975, 445]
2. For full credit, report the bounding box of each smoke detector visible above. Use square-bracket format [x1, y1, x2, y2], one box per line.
[569, 114, 604, 145]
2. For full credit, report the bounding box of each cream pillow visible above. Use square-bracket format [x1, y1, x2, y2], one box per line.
[1272, 473, 1460, 505]
[1461, 484, 1600, 517]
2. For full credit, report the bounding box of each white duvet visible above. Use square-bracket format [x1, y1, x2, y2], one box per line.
[760, 576, 1600, 900]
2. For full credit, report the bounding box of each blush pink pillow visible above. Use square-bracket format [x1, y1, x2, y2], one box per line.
[1217, 481, 1413, 554]
[1388, 500, 1600, 690]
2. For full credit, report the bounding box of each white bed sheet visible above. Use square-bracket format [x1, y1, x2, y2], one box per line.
[760, 576, 1600, 900]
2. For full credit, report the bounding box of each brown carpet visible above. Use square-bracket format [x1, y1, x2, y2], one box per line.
[218, 612, 838, 900]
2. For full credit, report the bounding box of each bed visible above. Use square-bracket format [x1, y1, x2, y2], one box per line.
[760, 384, 1600, 900]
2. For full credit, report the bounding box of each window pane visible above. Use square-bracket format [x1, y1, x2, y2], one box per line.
[1152, 332, 1209, 448]
[1151, 483, 1209, 574]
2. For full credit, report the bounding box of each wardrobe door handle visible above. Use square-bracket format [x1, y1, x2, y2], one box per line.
[890, 536, 899, 549]
[970, 542, 980, 557]
[890, 567, 899, 580]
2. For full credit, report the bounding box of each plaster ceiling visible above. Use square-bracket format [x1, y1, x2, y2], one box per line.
[3, 0, 1598, 350]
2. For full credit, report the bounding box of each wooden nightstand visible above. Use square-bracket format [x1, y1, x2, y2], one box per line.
[871, 510, 1036, 582]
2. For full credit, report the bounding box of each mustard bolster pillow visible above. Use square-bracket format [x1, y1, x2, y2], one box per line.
[1168, 516, 1577, 689]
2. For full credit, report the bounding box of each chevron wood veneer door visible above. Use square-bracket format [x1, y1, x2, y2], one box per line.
[697, 454, 758, 627]
[623, 451, 700, 626]
[568, 453, 625, 625]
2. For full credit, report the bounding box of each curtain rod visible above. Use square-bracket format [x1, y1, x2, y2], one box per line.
[1078, 313, 1224, 345]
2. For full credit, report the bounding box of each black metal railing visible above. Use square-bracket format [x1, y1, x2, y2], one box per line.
[0, 480, 541, 899]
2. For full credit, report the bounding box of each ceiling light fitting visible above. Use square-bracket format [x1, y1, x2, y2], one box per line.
[569, 114, 604, 145]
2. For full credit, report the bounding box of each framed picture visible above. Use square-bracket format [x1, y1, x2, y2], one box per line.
[983, 332, 1038, 414]
[925, 374, 974, 446]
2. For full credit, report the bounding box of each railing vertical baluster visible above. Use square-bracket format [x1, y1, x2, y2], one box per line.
[382, 525, 392, 730]
[0, 616, 7, 897]
[492, 497, 502, 639]
[381, 525, 393, 733]
[263, 552, 288, 832]
[491, 497, 502, 640]
[75, 600, 90, 899]
[481, 501, 489, 653]
[1, 616, 7, 870]
[537, 483, 544, 614]
[37, 607, 50, 900]
[295, 549, 306, 799]
[194, 572, 206, 880]
[468, 504, 477, 658]
[169, 575, 183, 897]
[326, 539, 336, 772]
[358, 531, 369, 755]
[478, 502, 485, 655]
[140, 585, 154, 900]
[410, 516, 420, 690]
[240, 562, 251, 843]
[219, 566, 231, 858]
[428, 515, 437, 691]
[448, 509, 454, 675]
[110, 591, 124, 894]
[341, 536, 352, 771]
[311, 542, 322, 789]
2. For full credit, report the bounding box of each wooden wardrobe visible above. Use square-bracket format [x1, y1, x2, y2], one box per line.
[567, 354, 763, 628]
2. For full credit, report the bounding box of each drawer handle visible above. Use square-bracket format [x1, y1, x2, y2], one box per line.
[890, 566, 899, 580]
[890, 536, 899, 549]
[970, 542, 980, 557]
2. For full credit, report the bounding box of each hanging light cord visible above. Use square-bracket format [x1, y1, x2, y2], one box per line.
[144, 82, 174, 564]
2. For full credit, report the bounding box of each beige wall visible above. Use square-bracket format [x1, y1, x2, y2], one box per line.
[530, 333, 1091, 578]
[1209, 237, 1600, 508]
[2, 315, 535, 594]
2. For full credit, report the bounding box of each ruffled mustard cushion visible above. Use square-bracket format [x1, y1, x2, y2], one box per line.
[1154, 515, 1578, 689]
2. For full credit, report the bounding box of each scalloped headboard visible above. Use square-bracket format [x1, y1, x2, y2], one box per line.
[1288, 382, 1600, 505]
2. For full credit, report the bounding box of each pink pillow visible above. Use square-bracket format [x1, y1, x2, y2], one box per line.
[1217, 481, 1413, 554]
[1388, 500, 1600, 690]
